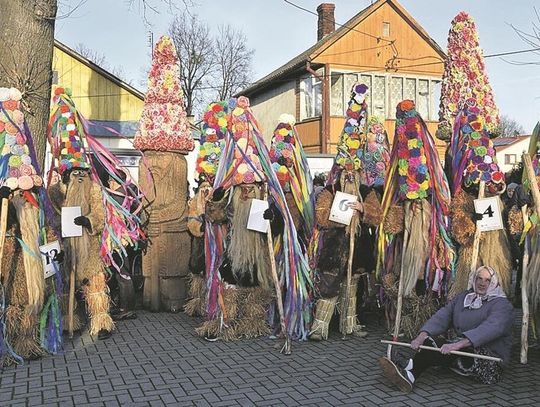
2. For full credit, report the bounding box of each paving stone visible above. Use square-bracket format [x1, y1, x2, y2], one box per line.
[0, 311, 538, 406]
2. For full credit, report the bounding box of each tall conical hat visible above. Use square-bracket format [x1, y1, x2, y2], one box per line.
[334, 83, 369, 171]
[228, 96, 265, 185]
[0, 87, 43, 190]
[48, 87, 91, 175]
[359, 116, 390, 187]
[437, 12, 499, 140]
[269, 113, 300, 191]
[451, 104, 505, 194]
[395, 100, 432, 201]
[196, 101, 230, 183]
[134, 35, 194, 153]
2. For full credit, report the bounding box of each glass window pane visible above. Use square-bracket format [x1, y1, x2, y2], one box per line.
[359, 74, 372, 113]
[417, 79, 429, 119]
[430, 80, 442, 121]
[330, 73, 344, 116]
[314, 81, 322, 117]
[373, 75, 386, 118]
[344, 73, 359, 102]
[404, 78, 416, 102]
[301, 77, 313, 120]
[390, 77, 403, 119]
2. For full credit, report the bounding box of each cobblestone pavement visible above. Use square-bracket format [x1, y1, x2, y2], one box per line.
[1, 311, 539, 407]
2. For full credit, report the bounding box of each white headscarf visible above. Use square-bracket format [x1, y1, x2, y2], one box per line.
[463, 266, 506, 309]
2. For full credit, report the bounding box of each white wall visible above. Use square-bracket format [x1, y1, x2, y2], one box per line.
[495, 137, 530, 173]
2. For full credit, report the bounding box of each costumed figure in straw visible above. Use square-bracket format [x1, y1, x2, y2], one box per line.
[519, 121, 540, 357]
[266, 113, 315, 249]
[185, 100, 230, 318]
[198, 97, 313, 345]
[436, 11, 500, 191]
[48, 87, 142, 340]
[378, 100, 455, 339]
[447, 103, 512, 298]
[309, 83, 385, 341]
[134, 36, 195, 312]
[0, 87, 60, 364]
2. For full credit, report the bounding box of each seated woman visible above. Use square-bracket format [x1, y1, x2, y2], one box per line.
[380, 265, 514, 393]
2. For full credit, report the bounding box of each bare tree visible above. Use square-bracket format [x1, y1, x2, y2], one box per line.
[497, 114, 526, 138]
[507, 8, 540, 65]
[212, 25, 254, 101]
[75, 43, 109, 67]
[168, 15, 255, 116]
[169, 13, 216, 116]
[0, 0, 181, 168]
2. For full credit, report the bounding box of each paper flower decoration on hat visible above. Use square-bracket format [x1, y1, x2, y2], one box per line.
[394, 100, 433, 200]
[269, 113, 314, 231]
[134, 35, 194, 153]
[451, 105, 504, 194]
[225, 96, 266, 185]
[196, 101, 230, 182]
[334, 83, 369, 171]
[528, 122, 540, 188]
[358, 116, 390, 187]
[437, 12, 499, 141]
[48, 87, 90, 175]
[0, 87, 43, 190]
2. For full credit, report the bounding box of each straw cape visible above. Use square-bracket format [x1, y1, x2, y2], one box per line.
[201, 96, 313, 341]
[378, 100, 454, 336]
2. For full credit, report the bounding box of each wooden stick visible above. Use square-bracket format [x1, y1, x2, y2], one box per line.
[387, 202, 410, 358]
[0, 198, 9, 282]
[520, 205, 530, 364]
[68, 268, 75, 338]
[380, 340, 503, 363]
[340, 207, 358, 336]
[470, 181, 486, 275]
[264, 186, 291, 355]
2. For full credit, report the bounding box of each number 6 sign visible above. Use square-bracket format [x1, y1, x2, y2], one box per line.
[39, 241, 61, 279]
[473, 196, 504, 232]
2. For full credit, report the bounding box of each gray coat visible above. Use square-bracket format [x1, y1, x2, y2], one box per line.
[421, 291, 514, 365]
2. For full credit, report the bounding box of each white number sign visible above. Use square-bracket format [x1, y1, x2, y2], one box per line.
[40, 241, 61, 279]
[473, 196, 503, 232]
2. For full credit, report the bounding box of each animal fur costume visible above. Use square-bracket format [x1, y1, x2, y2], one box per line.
[48, 170, 114, 336]
[448, 105, 512, 298]
[378, 100, 454, 337]
[134, 36, 194, 312]
[310, 83, 385, 340]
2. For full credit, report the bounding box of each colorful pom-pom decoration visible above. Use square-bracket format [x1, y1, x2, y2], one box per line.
[334, 83, 369, 171]
[0, 87, 42, 190]
[49, 88, 91, 175]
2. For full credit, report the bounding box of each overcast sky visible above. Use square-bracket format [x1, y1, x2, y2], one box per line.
[55, 0, 540, 132]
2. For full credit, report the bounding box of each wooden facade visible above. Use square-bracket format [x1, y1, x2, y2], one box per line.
[242, 0, 447, 157]
[52, 40, 144, 122]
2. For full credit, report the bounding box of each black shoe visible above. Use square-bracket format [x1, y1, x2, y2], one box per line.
[204, 334, 219, 342]
[379, 357, 413, 393]
[112, 310, 137, 321]
[98, 329, 112, 340]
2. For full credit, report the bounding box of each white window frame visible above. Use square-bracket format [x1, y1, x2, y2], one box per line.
[300, 75, 323, 120]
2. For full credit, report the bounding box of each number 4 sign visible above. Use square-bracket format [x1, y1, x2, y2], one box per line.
[473, 196, 504, 232]
[39, 241, 61, 279]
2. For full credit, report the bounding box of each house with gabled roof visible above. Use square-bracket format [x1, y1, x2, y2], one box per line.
[240, 0, 446, 156]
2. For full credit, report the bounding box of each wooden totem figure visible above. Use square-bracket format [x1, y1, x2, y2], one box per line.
[134, 36, 195, 312]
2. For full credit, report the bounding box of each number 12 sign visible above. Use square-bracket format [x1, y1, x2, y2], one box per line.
[473, 196, 504, 232]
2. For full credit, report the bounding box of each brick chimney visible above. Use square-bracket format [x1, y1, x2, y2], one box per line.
[317, 3, 335, 41]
